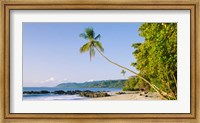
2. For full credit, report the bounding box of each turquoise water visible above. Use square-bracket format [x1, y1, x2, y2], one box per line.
[23, 87, 121, 101]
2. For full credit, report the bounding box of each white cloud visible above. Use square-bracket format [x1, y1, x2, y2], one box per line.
[87, 79, 94, 82]
[59, 78, 68, 82]
[40, 77, 55, 83]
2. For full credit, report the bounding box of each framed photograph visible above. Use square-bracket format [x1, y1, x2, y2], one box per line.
[0, 0, 199, 122]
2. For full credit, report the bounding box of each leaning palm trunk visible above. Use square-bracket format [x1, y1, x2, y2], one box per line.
[95, 47, 174, 100]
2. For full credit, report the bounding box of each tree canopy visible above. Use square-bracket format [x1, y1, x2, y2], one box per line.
[124, 23, 177, 99]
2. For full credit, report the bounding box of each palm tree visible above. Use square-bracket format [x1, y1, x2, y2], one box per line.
[79, 28, 103, 61]
[121, 70, 126, 79]
[79, 27, 173, 100]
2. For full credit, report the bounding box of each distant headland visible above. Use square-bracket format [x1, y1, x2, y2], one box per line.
[55, 79, 126, 88]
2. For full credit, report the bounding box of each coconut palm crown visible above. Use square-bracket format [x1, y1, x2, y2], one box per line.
[79, 28, 104, 61]
[121, 70, 126, 78]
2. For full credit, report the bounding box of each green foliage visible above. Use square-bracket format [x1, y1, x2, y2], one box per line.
[127, 23, 177, 98]
[56, 79, 126, 88]
[123, 76, 149, 91]
[132, 43, 141, 49]
[123, 77, 138, 91]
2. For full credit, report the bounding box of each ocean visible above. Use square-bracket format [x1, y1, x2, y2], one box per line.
[23, 87, 122, 101]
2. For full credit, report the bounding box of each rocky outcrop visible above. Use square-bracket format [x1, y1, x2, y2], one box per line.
[115, 92, 126, 95]
[52, 90, 66, 95]
[23, 90, 110, 98]
[79, 92, 110, 98]
[23, 90, 50, 94]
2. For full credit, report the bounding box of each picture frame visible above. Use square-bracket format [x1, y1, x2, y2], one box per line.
[0, 0, 199, 122]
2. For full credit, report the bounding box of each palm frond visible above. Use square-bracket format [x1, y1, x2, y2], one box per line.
[94, 34, 101, 40]
[133, 49, 139, 55]
[132, 43, 142, 48]
[131, 62, 137, 67]
[94, 41, 104, 52]
[79, 33, 88, 39]
[80, 42, 91, 53]
[85, 28, 95, 39]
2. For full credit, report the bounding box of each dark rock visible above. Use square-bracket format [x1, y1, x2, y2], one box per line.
[40, 90, 50, 94]
[115, 92, 126, 95]
[64, 90, 82, 95]
[84, 90, 93, 93]
[23, 90, 112, 97]
[65, 91, 74, 95]
[140, 88, 145, 91]
[23, 90, 50, 94]
[53, 90, 66, 95]
[74, 90, 81, 94]
[79, 92, 110, 98]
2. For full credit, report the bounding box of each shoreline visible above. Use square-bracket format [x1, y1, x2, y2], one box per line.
[23, 90, 163, 100]
[87, 91, 162, 100]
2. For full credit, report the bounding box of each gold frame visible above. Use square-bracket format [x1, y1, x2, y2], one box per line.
[0, 0, 199, 122]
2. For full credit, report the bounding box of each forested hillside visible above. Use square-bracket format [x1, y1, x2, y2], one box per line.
[56, 79, 126, 88]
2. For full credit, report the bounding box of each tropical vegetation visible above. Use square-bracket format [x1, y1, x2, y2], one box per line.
[124, 23, 177, 99]
[79, 24, 177, 100]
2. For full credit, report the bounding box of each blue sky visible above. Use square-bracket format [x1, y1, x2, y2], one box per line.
[23, 22, 144, 87]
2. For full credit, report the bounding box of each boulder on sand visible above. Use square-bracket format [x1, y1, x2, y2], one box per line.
[79, 92, 110, 98]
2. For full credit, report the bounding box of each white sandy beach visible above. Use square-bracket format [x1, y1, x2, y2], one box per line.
[88, 91, 162, 100]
